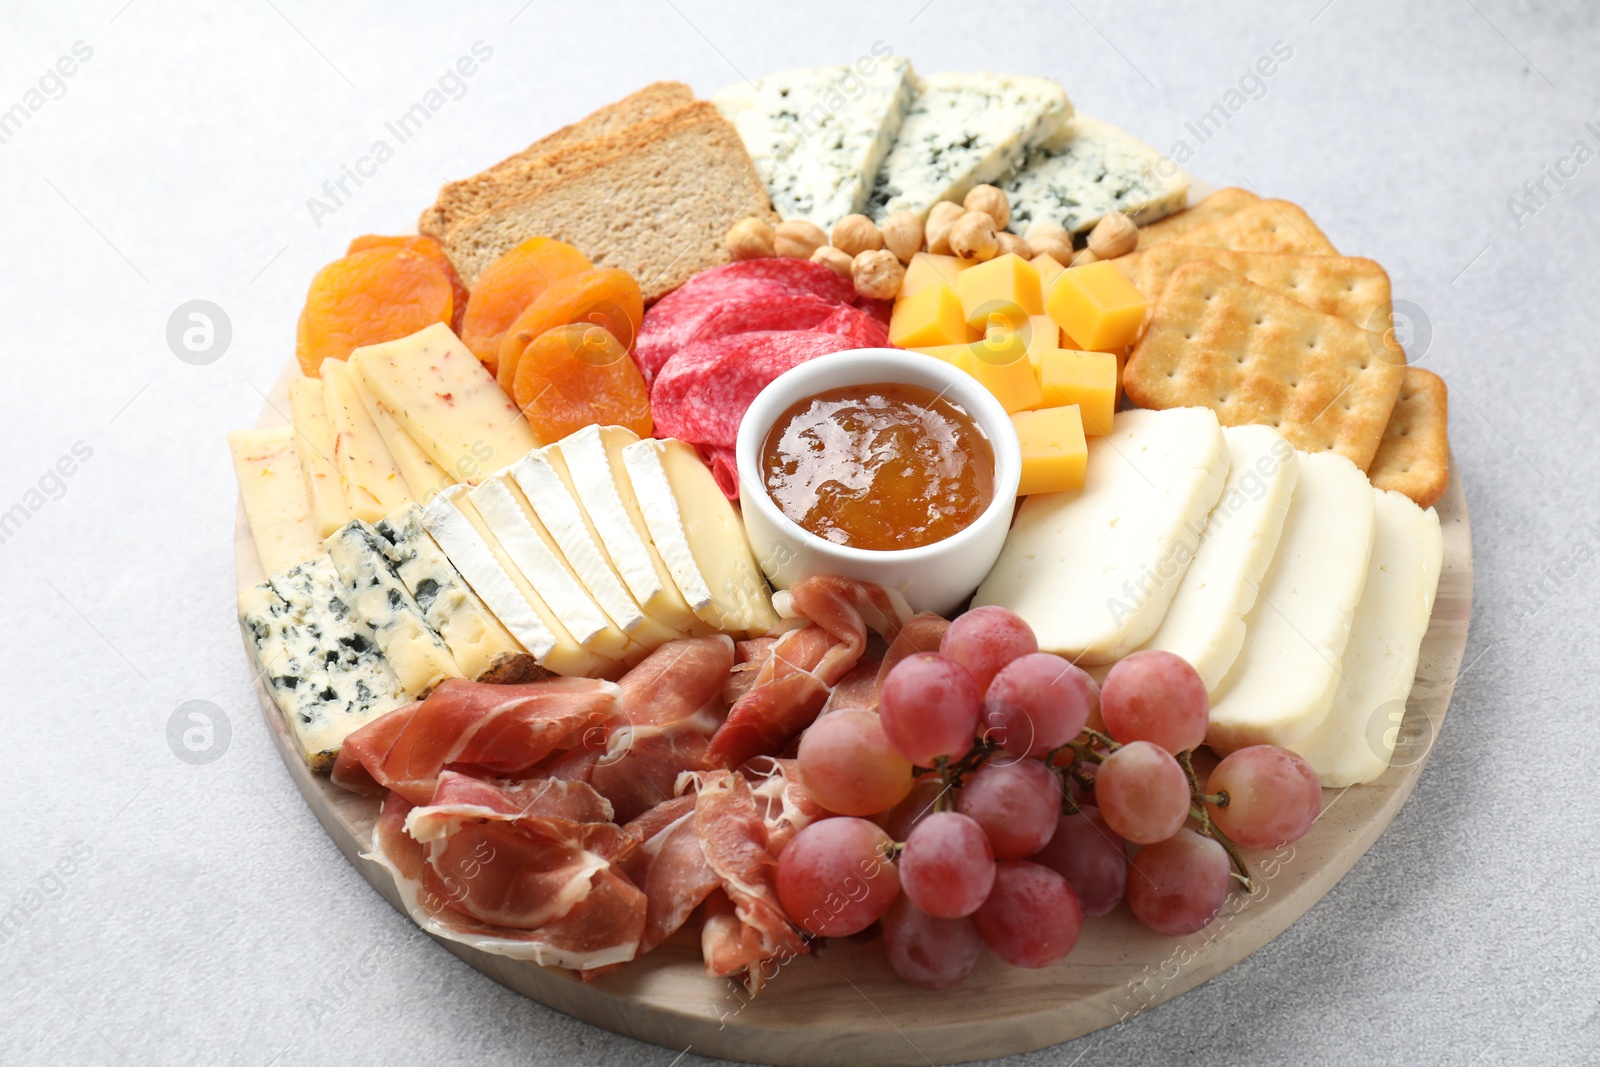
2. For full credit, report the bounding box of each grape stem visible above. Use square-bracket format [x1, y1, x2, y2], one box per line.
[1178, 750, 1256, 893]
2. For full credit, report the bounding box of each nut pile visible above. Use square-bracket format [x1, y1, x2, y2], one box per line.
[724, 187, 1142, 301]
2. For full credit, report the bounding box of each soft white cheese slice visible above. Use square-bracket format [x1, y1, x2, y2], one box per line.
[1004, 113, 1190, 236]
[228, 427, 324, 576]
[974, 407, 1229, 664]
[1136, 425, 1299, 693]
[1206, 450, 1377, 751]
[1288, 489, 1443, 786]
[285, 378, 349, 538]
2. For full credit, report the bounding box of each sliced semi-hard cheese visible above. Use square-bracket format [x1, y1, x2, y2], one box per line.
[1136, 425, 1299, 693]
[1004, 114, 1189, 236]
[866, 72, 1072, 221]
[554, 425, 706, 635]
[1288, 489, 1442, 786]
[350, 323, 537, 485]
[321, 359, 414, 523]
[714, 56, 917, 231]
[973, 407, 1230, 664]
[353, 372, 454, 504]
[228, 427, 323, 576]
[622, 438, 779, 637]
[375, 504, 531, 682]
[286, 377, 349, 538]
[324, 520, 461, 697]
[1206, 450, 1377, 752]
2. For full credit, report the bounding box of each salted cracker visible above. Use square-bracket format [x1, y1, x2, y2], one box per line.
[1368, 367, 1450, 507]
[1140, 246, 1392, 329]
[1134, 186, 1261, 251]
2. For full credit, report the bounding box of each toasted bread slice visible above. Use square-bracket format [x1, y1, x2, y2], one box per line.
[441, 103, 777, 301]
[419, 81, 695, 239]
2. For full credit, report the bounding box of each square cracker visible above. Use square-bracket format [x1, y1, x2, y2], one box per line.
[1165, 198, 1338, 257]
[1140, 246, 1392, 330]
[1368, 367, 1449, 507]
[1135, 187, 1260, 251]
[1124, 261, 1406, 471]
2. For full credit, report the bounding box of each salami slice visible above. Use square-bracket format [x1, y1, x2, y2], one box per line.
[813, 304, 891, 349]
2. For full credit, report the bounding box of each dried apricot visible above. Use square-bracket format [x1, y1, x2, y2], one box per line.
[295, 247, 454, 376]
[513, 324, 653, 442]
[460, 238, 593, 376]
[496, 268, 644, 393]
[347, 234, 469, 332]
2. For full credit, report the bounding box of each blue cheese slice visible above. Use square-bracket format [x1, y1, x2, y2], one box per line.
[1004, 113, 1190, 236]
[865, 71, 1072, 222]
[714, 57, 916, 231]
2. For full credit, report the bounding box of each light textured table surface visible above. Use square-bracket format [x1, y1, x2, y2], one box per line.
[4, 1, 1598, 1064]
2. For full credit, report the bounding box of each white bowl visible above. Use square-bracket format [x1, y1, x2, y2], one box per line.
[736, 348, 1021, 616]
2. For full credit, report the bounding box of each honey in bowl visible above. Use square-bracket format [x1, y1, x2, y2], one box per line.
[760, 382, 996, 552]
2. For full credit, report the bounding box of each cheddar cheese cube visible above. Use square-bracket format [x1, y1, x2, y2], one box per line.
[1039, 349, 1118, 436]
[911, 343, 974, 364]
[1031, 252, 1066, 293]
[1011, 405, 1088, 496]
[889, 282, 970, 349]
[959, 330, 1044, 414]
[900, 252, 971, 299]
[957, 253, 1043, 332]
[1046, 261, 1147, 351]
[996, 314, 1062, 374]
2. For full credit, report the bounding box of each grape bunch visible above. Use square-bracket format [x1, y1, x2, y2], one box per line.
[780, 607, 1324, 990]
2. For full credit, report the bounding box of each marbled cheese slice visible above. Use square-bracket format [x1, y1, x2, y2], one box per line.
[1004, 113, 1189, 235]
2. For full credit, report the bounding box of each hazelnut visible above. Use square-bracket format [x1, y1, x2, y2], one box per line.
[852, 249, 905, 300]
[995, 232, 1033, 260]
[950, 210, 999, 263]
[810, 245, 855, 277]
[725, 217, 775, 261]
[1070, 248, 1100, 267]
[964, 184, 1011, 230]
[1027, 223, 1074, 264]
[925, 201, 965, 255]
[775, 219, 828, 259]
[880, 210, 924, 263]
[1087, 211, 1138, 259]
[831, 213, 883, 257]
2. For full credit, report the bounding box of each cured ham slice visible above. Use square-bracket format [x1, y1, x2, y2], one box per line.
[746, 757, 827, 856]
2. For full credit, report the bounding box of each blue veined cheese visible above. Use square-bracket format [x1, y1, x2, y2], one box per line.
[324, 520, 462, 697]
[714, 57, 916, 231]
[375, 504, 535, 683]
[240, 557, 406, 773]
[865, 72, 1072, 222]
[1003, 114, 1190, 236]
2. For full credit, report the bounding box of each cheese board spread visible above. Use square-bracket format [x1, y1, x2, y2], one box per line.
[231, 56, 1471, 1065]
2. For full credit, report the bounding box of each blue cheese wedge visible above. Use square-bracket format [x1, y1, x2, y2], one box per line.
[239, 556, 406, 772]
[714, 57, 916, 231]
[1004, 113, 1190, 235]
[865, 71, 1072, 222]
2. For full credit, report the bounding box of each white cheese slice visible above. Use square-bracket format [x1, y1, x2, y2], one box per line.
[375, 504, 530, 681]
[973, 407, 1229, 664]
[320, 359, 414, 523]
[1004, 113, 1190, 236]
[865, 71, 1072, 221]
[1135, 425, 1299, 693]
[714, 56, 917, 231]
[286, 378, 349, 538]
[350, 323, 538, 485]
[324, 520, 461, 697]
[1288, 490, 1442, 786]
[353, 372, 454, 504]
[622, 439, 779, 637]
[1206, 450, 1377, 751]
[228, 427, 323, 576]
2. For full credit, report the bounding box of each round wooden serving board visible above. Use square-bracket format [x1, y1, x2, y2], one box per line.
[237, 349, 1473, 1065]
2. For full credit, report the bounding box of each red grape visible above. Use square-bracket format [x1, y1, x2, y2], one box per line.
[972, 860, 1083, 968]
[882, 896, 983, 990]
[955, 758, 1060, 859]
[797, 709, 914, 816]
[982, 653, 1098, 758]
[1126, 829, 1231, 936]
[940, 606, 1038, 692]
[900, 811, 996, 918]
[1101, 650, 1209, 754]
[1207, 745, 1322, 848]
[776, 818, 900, 937]
[876, 778, 946, 842]
[1094, 741, 1191, 844]
[878, 653, 982, 766]
[1031, 806, 1129, 919]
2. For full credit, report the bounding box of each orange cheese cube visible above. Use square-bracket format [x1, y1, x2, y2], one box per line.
[957, 253, 1042, 331]
[1011, 405, 1088, 496]
[1039, 349, 1118, 436]
[996, 314, 1062, 374]
[900, 252, 971, 299]
[1046, 260, 1148, 351]
[958, 330, 1044, 414]
[911, 343, 973, 364]
[1031, 252, 1066, 293]
[889, 282, 970, 349]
